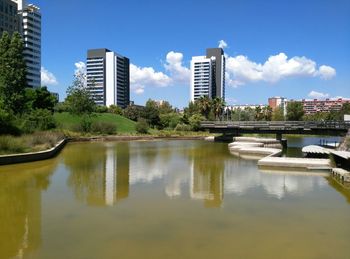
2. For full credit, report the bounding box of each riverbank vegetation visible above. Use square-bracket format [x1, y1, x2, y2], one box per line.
[0, 131, 64, 155]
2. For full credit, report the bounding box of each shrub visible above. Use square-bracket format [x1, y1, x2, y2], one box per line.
[135, 118, 149, 134]
[71, 115, 92, 133]
[91, 121, 117, 134]
[175, 123, 192, 132]
[20, 109, 56, 133]
[54, 102, 70, 113]
[189, 114, 205, 131]
[108, 105, 123, 115]
[95, 105, 108, 113]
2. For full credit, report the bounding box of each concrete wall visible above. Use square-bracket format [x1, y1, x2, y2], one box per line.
[0, 139, 66, 166]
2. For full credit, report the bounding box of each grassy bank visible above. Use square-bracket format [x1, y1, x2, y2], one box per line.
[0, 131, 64, 155]
[54, 112, 136, 133]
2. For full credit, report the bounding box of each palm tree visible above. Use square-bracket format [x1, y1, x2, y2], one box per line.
[212, 97, 226, 120]
[197, 96, 211, 119]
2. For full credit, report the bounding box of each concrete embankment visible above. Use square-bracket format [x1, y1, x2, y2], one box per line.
[331, 168, 350, 186]
[0, 139, 67, 165]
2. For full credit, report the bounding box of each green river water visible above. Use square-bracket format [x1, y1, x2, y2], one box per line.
[0, 138, 349, 259]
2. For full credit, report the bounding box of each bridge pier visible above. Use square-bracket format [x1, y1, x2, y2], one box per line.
[276, 133, 288, 148]
[214, 133, 240, 142]
[276, 133, 282, 141]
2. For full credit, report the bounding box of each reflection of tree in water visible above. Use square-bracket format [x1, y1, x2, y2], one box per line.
[65, 142, 130, 206]
[0, 160, 57, 259]
[190, 142, 230, 208]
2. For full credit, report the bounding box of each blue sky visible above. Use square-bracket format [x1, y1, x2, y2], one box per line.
[36, 0, 350, 108]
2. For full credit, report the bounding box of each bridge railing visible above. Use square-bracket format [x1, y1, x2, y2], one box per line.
[200, 121, 350, 130]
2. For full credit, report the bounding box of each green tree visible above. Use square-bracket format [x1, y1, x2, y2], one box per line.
[25, 86, 58, 112]
[272, 107, 285, 121]
[66, 73, 95, 115]
[123, 105, 144, 121]
[143, 99, 160, 127]
[196, 96, 211, 118]
[189, 114, 205, 131]
[212, 97, 225, 120]
[183, 101, 201, 122]
[262, 106, 273, 121]
[0, 32, 27, 113]
[340, 103, 350, 120]
[286, 101, 304, 121]
[159, 113, 181, 129]
[158, 101, 173, 114]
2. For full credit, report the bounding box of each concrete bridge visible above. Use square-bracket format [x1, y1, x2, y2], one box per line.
[200, 121, 350, 139]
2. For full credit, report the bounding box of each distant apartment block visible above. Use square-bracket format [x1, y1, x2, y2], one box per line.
[226, 104, 267, 111]
[0, 0, 19, 35]
[86, 48, 130, 108]
[299, 98, 350, 114]
[191, 48, 225, 102]
[268, 96, 288, 116]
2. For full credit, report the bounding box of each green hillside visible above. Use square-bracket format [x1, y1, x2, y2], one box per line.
[54, 112, 136, 133]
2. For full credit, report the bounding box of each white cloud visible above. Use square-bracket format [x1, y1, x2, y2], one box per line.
[130, 63, 171, 94]
[225, 52, 336, 87]
[164, 51, 190, 83]
[41, 67, 58, 86]
[134, 86, 145, 95]
[308, 91, 329, 99]
[74, 61, 86, 76]
[317, 65, 336, 80]
[218, 40, 228, 49]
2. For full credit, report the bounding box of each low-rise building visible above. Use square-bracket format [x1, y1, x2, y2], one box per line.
[300, 98, 350, 115]
[268, 96, 287, 116]
[226, 104, 267, 111]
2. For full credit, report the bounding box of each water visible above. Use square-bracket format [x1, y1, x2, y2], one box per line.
[0, 139, 349, 259]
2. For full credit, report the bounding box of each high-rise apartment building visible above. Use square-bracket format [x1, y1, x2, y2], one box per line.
[86, 48, 130, 108]
[190, 48, 225, 102]
[9, 0, 41, 88]
[0, 0, 19, 35]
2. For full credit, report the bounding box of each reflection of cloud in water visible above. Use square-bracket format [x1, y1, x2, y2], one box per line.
[164, 157, 190, 198]
[224, 159, 327, 199]
[129, 155, 168, 184]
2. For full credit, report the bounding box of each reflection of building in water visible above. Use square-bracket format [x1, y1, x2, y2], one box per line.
[190, 158, 224, 208]
[94, 144, 130, 206]
[66, 143, 130, 207]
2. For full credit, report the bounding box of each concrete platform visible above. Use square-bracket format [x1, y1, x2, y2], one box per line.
[233, 136, 281, 144]
[258, 157, 331, 170]
[228, 142, 265, 149]
[204, 136, 215, 142]
[302, 145, 331, 155]
[239, 147, 282, 156]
